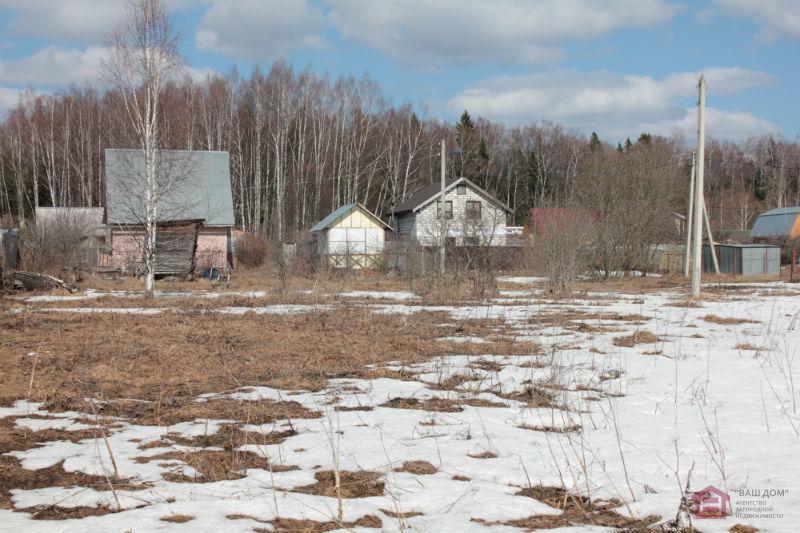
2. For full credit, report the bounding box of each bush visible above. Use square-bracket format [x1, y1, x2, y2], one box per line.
[530, 210, 597, 295]
[21, 211, 100, 275]
[234, 233, 270, 268]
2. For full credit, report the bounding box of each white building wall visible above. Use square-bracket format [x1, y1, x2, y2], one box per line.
[412, 187, 507, 246]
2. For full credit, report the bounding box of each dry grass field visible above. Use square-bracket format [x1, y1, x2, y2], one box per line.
[1, 267, 797, 532]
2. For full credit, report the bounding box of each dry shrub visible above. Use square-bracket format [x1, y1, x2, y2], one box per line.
[293, 470, 384, 498]
[394, 460, 437, 475]
[735, 343, 763, 351]
[135, 450, 296, 483]
[234, 232, 270, 268]
[729, 525, 759, 533]
[160, 514, 195, 523]
[702, 314, 759, 325]
[612, 330, 659, 347]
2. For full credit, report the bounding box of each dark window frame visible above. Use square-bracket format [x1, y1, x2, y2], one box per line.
[466, 201, 482, 220]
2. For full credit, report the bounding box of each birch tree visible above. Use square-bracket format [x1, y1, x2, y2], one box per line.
[102, 0, 183, 295]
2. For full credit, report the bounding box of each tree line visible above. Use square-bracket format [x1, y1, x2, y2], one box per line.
[1, 61, 799, 239]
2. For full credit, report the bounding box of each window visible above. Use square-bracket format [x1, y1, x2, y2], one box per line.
[466, 201, 481, 220]
[437, 200, 453, 219]
[463, 236, 479, 246]
[445, 237, 456, 247]
[456, 184, 466, 195]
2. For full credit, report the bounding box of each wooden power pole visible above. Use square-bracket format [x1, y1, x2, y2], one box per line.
[691, 77, 706, 297]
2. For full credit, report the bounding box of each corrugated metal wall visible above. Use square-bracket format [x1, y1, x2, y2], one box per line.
[703, 244, 780, 276]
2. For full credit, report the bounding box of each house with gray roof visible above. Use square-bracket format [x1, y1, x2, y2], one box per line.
[392, 177, 511, 247]
[750, 206, 800, 243]
[105, 149, 235, 274]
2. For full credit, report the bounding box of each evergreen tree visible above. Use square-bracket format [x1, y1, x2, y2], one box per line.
[589, 132, 602, 153]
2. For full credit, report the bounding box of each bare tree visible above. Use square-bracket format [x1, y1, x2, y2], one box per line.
[101, 0, 183, 295]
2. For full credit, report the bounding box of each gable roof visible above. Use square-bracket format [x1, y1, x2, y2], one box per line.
[750, 206, 800, 238]
[309, 203, 390, 232]
[105, 149, 234, 227]
[394, 177, 511, 214]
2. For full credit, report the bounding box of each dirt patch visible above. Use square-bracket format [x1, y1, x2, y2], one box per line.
[292, 470, 384, 499]
[612, 330, 659, 347]
[394, 460, 437, 475]
[381, 397, 464, 413]
[135, 450, 296, 483]
[160, 513, 195, 523]
[702, 314, 759, 325]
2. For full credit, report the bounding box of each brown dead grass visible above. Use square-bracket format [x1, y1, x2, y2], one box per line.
[160, 513, 195, 523]
[228, 512, 383, 532]
[162, 424, 298, 449]
[467, 451, 498, 459]
[612, 330, 659, 347]
[702, 314, 759, 325]
[0, 308, 537, 412]
[735, 343, 764, 351]
[379, 508, 424, 519]
[380, 397, 464, 412]
[0, 456, 148, 513]
[518, 424, 581, 433]
[135, 449, 296, 483]
[394, 460, 438, 475]
[502, 485, 660, 530]
[292, 470, 384, 498]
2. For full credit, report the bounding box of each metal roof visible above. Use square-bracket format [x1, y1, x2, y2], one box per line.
[749, 206, 800, 238]
[394, 177, 511, 214]
[309, 203, 390, 232]
[105, 149, 234, 227]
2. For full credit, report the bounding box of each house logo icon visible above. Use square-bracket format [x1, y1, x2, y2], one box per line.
[691, 485, 729, 519]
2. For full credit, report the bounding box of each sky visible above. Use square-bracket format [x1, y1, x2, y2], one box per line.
[0, 0, 798, 144]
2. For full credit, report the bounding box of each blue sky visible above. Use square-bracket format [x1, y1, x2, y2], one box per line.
[0, 0, 798, 144]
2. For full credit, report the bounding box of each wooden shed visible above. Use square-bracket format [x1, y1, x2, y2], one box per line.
[310, 203, 390, 269]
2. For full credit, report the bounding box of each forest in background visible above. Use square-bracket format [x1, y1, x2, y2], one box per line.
[1, 59, 799, 241]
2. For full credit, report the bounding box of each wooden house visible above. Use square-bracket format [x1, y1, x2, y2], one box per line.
[392, 177, 511, 246]
[104, 149, 235, 275]
[310, 203, 390, 269]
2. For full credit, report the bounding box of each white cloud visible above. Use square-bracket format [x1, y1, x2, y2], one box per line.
[712, 0, 800, 43]
[448, 67, 780, 141]
[0, 0, 125, 44]
[195, 0, 325, 60]
[0, 1, 207, 44]
[324, 0, 682, 68]
[0, 46, 108, 86]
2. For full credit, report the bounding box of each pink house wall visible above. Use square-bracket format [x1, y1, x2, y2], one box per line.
[195, 227, 230, 269]
[103, 226, 231, 270]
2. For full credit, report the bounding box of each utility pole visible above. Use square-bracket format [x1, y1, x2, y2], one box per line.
[703, 199, 720, 275]
[684, 152, 695, 278]
[691, 76, 706, 297]
[440, 138, 446, 276]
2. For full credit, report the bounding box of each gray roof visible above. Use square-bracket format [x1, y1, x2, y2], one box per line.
[750, 206, 800, 238]
[105, 149, 234, 227]
[309, 203, 389, 232]
[394, 177, 511, 214]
